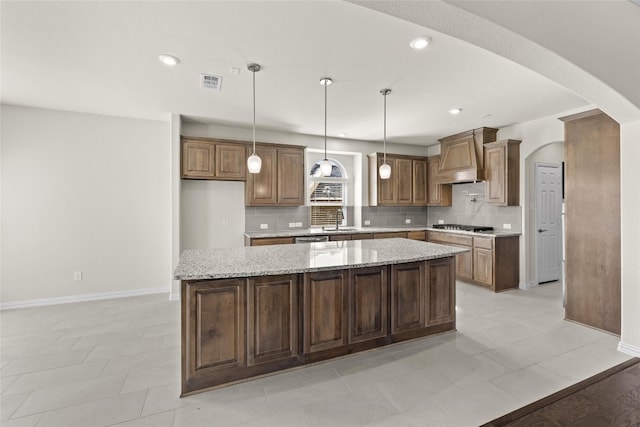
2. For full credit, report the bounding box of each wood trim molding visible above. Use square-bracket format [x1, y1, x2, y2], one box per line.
[558, 108, 603, 122]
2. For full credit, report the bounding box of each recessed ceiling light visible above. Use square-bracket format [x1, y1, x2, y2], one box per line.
[448, 108, 463, 115]
[158, 54, 180, 66]
[410, 36, 432, 50]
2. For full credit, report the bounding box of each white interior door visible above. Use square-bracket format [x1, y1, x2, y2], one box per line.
[535, 163, 563, 283]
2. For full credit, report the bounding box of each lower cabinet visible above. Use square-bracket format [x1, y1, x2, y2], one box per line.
[349, 266, 388, 344]
[182, 258, 456, 394]
[182, 278, 247, 394]
[303, 270, 349, 354]
[391, 262, 426, 335]
[247, 275, 298, 366]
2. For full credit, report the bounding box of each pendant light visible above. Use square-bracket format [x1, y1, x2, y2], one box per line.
[247, 63, 262, 174]
[379, 88, 392, 180]
[319, 77, 333, 177]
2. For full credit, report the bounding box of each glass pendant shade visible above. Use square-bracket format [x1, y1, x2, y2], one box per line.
[379, 163, 391, 179]
[247, 153, 262, 174]
[320, 159, 333, 176]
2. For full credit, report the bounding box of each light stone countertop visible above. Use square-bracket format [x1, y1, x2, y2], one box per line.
[244, 226, 521, 239]
[174, 238, 469, 281]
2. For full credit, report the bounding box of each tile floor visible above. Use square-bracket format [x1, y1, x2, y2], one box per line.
[0, 281, 632, 427]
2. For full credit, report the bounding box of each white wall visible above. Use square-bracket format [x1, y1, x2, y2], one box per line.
[1, 105, 171, 305]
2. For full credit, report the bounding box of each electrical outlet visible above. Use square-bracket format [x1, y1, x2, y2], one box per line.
[438, 220, 444, 224]
[364, 220, 371, 226]
[503, 223, 512, 230]
[260, 224, 268, 229]
[405, 219, 411, 224]
[295, 222, 302, 227]
[73, 271, 82, 281]
[289, 222, 296, 228]
[222, 217, 229, 226]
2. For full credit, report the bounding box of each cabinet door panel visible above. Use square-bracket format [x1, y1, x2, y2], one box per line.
[396, 158, 413, 205]
[455, 249, 473, 282]
[427, 156, 452, 206]
[378, 157, 396, 204]
[248, 275, 298, 366]
[350, 266, 388, 343]
[183, 279, 246, 378]
[391, 262, 425, 334]
[412, 159, 428, 206]
[246, 145, 278, 205]
[485, 145, 507, 205]
[426, 257, 456, 325]
[473, 247, 494, 287]
[277, 148, 305, 205]
[304, 270, 348, 353]
[215, 143, 246, 180]
[182, 140, 215, 178]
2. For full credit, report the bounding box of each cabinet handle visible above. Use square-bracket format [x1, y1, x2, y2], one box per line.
[538, 229, 548, 233]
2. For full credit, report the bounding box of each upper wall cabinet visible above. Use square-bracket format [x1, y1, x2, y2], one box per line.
[427, 155, 452, 207]
[368, 153, 429, 206]
[246, 144, 305, 207]
[181, 137, 246, 181]
[484, 139, 521, 206]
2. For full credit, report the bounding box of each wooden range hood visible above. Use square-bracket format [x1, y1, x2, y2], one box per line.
[436, 127, 498, 184]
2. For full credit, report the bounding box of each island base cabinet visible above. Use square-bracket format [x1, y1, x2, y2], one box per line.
[391, 262, 426, 335]
[182, 279, 246, 395]
[303, 270, 349, 355]
[349, 266, 388, 344]
[426, 257, 456, 326]
[247, 275, 299, 366]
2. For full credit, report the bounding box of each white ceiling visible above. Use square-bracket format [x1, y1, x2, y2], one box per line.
[1, 1, 590, 146]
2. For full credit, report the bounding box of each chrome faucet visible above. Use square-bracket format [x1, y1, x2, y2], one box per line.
[335, 209, 344, 230]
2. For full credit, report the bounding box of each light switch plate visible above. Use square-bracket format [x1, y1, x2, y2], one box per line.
[405, 219, 411, 224]
[503, 223, 512, 229]
[364, 220, 371, 226]
[260, 224, 268, 229]
[289, 222, 296, 228]
[438, 220, 444, 224]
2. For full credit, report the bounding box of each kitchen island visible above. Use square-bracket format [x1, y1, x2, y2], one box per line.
[174, 238, 468, 395]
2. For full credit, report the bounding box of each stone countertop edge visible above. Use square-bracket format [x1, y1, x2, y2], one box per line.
[244, 226, 521, 239]
[174, 238, 469, 281]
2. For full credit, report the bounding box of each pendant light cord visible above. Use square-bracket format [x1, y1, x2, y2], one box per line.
[252, 68, 256, 155]
[383, 92, 387, 164]
[324, 80, 327, 160]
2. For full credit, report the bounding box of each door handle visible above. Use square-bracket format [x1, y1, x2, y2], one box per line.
[538, 229, 547, 233]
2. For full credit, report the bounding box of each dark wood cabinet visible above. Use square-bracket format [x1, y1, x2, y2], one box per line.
[247, 275, 298, 366]
[181, 137, 246, 180]
[484, 139, 521, 206]
[427, 231, 518, 292]
[427, 156, 452, 206]
[182, 139, 216, 179]
[391, 262, 425, 335]
[303, 270, 349, 354]
[246, 144, 305, 206]
[413, 159, 429, 205]
[248, 236, 295, 246]
[182, 255, 457, 394]
[182, 279, 246, 393]
[374, 231, 408, 239]
[407, 230, 426, 241]
[349, 266, 388, 344]
[437, 127, 498, 183]
[426, 257, 456, 326]
[369, 153, 429, 206]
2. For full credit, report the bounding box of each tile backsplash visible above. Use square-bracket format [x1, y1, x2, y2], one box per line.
[426, 182, 522, 232]
[246, 183, 519, 232]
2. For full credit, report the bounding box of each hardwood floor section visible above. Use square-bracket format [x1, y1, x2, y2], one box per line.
[483, 358, 640, 427]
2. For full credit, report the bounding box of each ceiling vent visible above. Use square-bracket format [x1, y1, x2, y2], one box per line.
[201, 73, 222, 90]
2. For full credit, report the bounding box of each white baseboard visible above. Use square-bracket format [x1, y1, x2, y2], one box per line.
[618, 341, 640, 358]
[0, 287, 169, 310]
[169, 292, 180, 302]
[519, 281, 537, 290]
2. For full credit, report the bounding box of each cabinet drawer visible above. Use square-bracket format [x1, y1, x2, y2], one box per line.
[427, 231, 473, 247]
[374, 232, 408, 239]
[353, 233, 374, 240]
[407, 231, 426, 241]
[251, 237, 295, 246]
[473, 237, 494, 249]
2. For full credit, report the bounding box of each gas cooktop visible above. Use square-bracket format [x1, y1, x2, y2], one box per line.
[432, 224, 494, 232]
